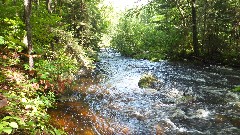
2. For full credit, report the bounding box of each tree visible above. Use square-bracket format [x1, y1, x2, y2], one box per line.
[191, 0, 199, 56]
[46, 0, 52, 13]
[24, 0, 34, 70]
[111, 0, 239, 66]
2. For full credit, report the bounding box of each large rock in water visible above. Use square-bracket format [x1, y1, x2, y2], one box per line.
[138, 73, 162, 90]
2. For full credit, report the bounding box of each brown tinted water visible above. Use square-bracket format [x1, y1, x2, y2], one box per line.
[49, 48, 240, 134]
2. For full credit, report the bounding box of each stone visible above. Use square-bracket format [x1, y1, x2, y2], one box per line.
[138, 73, 162, 90]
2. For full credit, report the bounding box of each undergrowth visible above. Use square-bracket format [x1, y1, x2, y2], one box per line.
[0, 46, 66, 134]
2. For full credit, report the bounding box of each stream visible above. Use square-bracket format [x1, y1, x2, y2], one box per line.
[48, 48, 240, 135]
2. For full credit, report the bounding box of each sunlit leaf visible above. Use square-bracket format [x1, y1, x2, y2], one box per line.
[0, 36, 4, 45]
[27, 121, 35, 126]
[0, 121, 9, 127]
[9, 122, 18, 128]
[2, 116, 12, 121]
[2, 127, 12, 134]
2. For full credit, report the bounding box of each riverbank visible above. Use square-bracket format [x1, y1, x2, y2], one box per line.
[0, 47, 67, 134]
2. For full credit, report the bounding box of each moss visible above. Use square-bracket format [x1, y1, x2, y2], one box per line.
[232, 86, 240, 92]
[138, 73, 159, 89]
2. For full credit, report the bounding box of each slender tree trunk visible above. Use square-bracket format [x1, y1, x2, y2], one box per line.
[13, 0, 17, 5]
[202, 0, 207, 53]
[24, 0, 34, 70]
[191, 0, 199, 56]
[46, 0, 52, 13]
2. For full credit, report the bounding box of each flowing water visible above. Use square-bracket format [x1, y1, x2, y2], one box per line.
[48, 48, 240, 135]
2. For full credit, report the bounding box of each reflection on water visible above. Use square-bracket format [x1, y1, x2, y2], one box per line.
[49, 48, 240, 134]
[48, 102, 95, 135]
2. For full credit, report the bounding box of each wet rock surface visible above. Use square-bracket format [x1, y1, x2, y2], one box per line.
[138, 73, 163, 89]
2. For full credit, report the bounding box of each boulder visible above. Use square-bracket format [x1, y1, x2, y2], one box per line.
[138, 73, 162, 90]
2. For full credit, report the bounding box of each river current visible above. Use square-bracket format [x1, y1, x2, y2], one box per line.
[49, 48, 240, 135]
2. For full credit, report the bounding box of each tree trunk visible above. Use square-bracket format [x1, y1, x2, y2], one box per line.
[202, 0, 207, 53]
[24, 0, 34, 70]
[191, 0, 199, 56]
[13, 0, 17, 5]
[46, 0, 52, 13]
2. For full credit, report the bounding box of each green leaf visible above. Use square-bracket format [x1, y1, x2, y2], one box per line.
[49, 130, 55, 135]
[0, 36, 4, 45]
[23, 64, 30, 70]
[27, 121, 35, 126]
[232, 86, 240, 92]
[9, 122, 18, 128]
[18, 120, 25, 126]
[0, 121, 9, 126]
[2, 127, 12, 134]
[54, 128, 64, 135]
[40, 72, 49, 79]
[2, 116, 11, 121]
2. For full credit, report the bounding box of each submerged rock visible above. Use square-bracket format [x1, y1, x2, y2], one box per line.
[228, 102, 240, 113]
[172, 109, 188, 119]
[130, 111, 146, 121]
[217, 127, 240, 135]
[194, 109, 210, 118]
[230, 102, 240, 108]
[225, 92, 239, 102]
[154, 124, 164, 135]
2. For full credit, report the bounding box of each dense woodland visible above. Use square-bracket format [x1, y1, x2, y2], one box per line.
[0, 0, 107, 134]
[111, 0, 240, 66]
[0, 0, 239, 134]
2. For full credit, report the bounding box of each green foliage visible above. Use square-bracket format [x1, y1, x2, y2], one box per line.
[60, 0, 107, 52]
[0, 0, 25, 52]
[0, 17, 26, 52]
[0, 116, 24, 134]
[111, 4, 188, 61]
[1, 76, 65, 134]
[111, 0, 240, 66]
[0, 64, 65, 135]
[232, 86, 240, 92]
[52, 29, 95, 69]
[30, 2, 97, 73]
[34, 49, 78, 82]
[111, 16, 167, 61]
[0, 71, 6, 83]
[0, 36, 4, 45]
